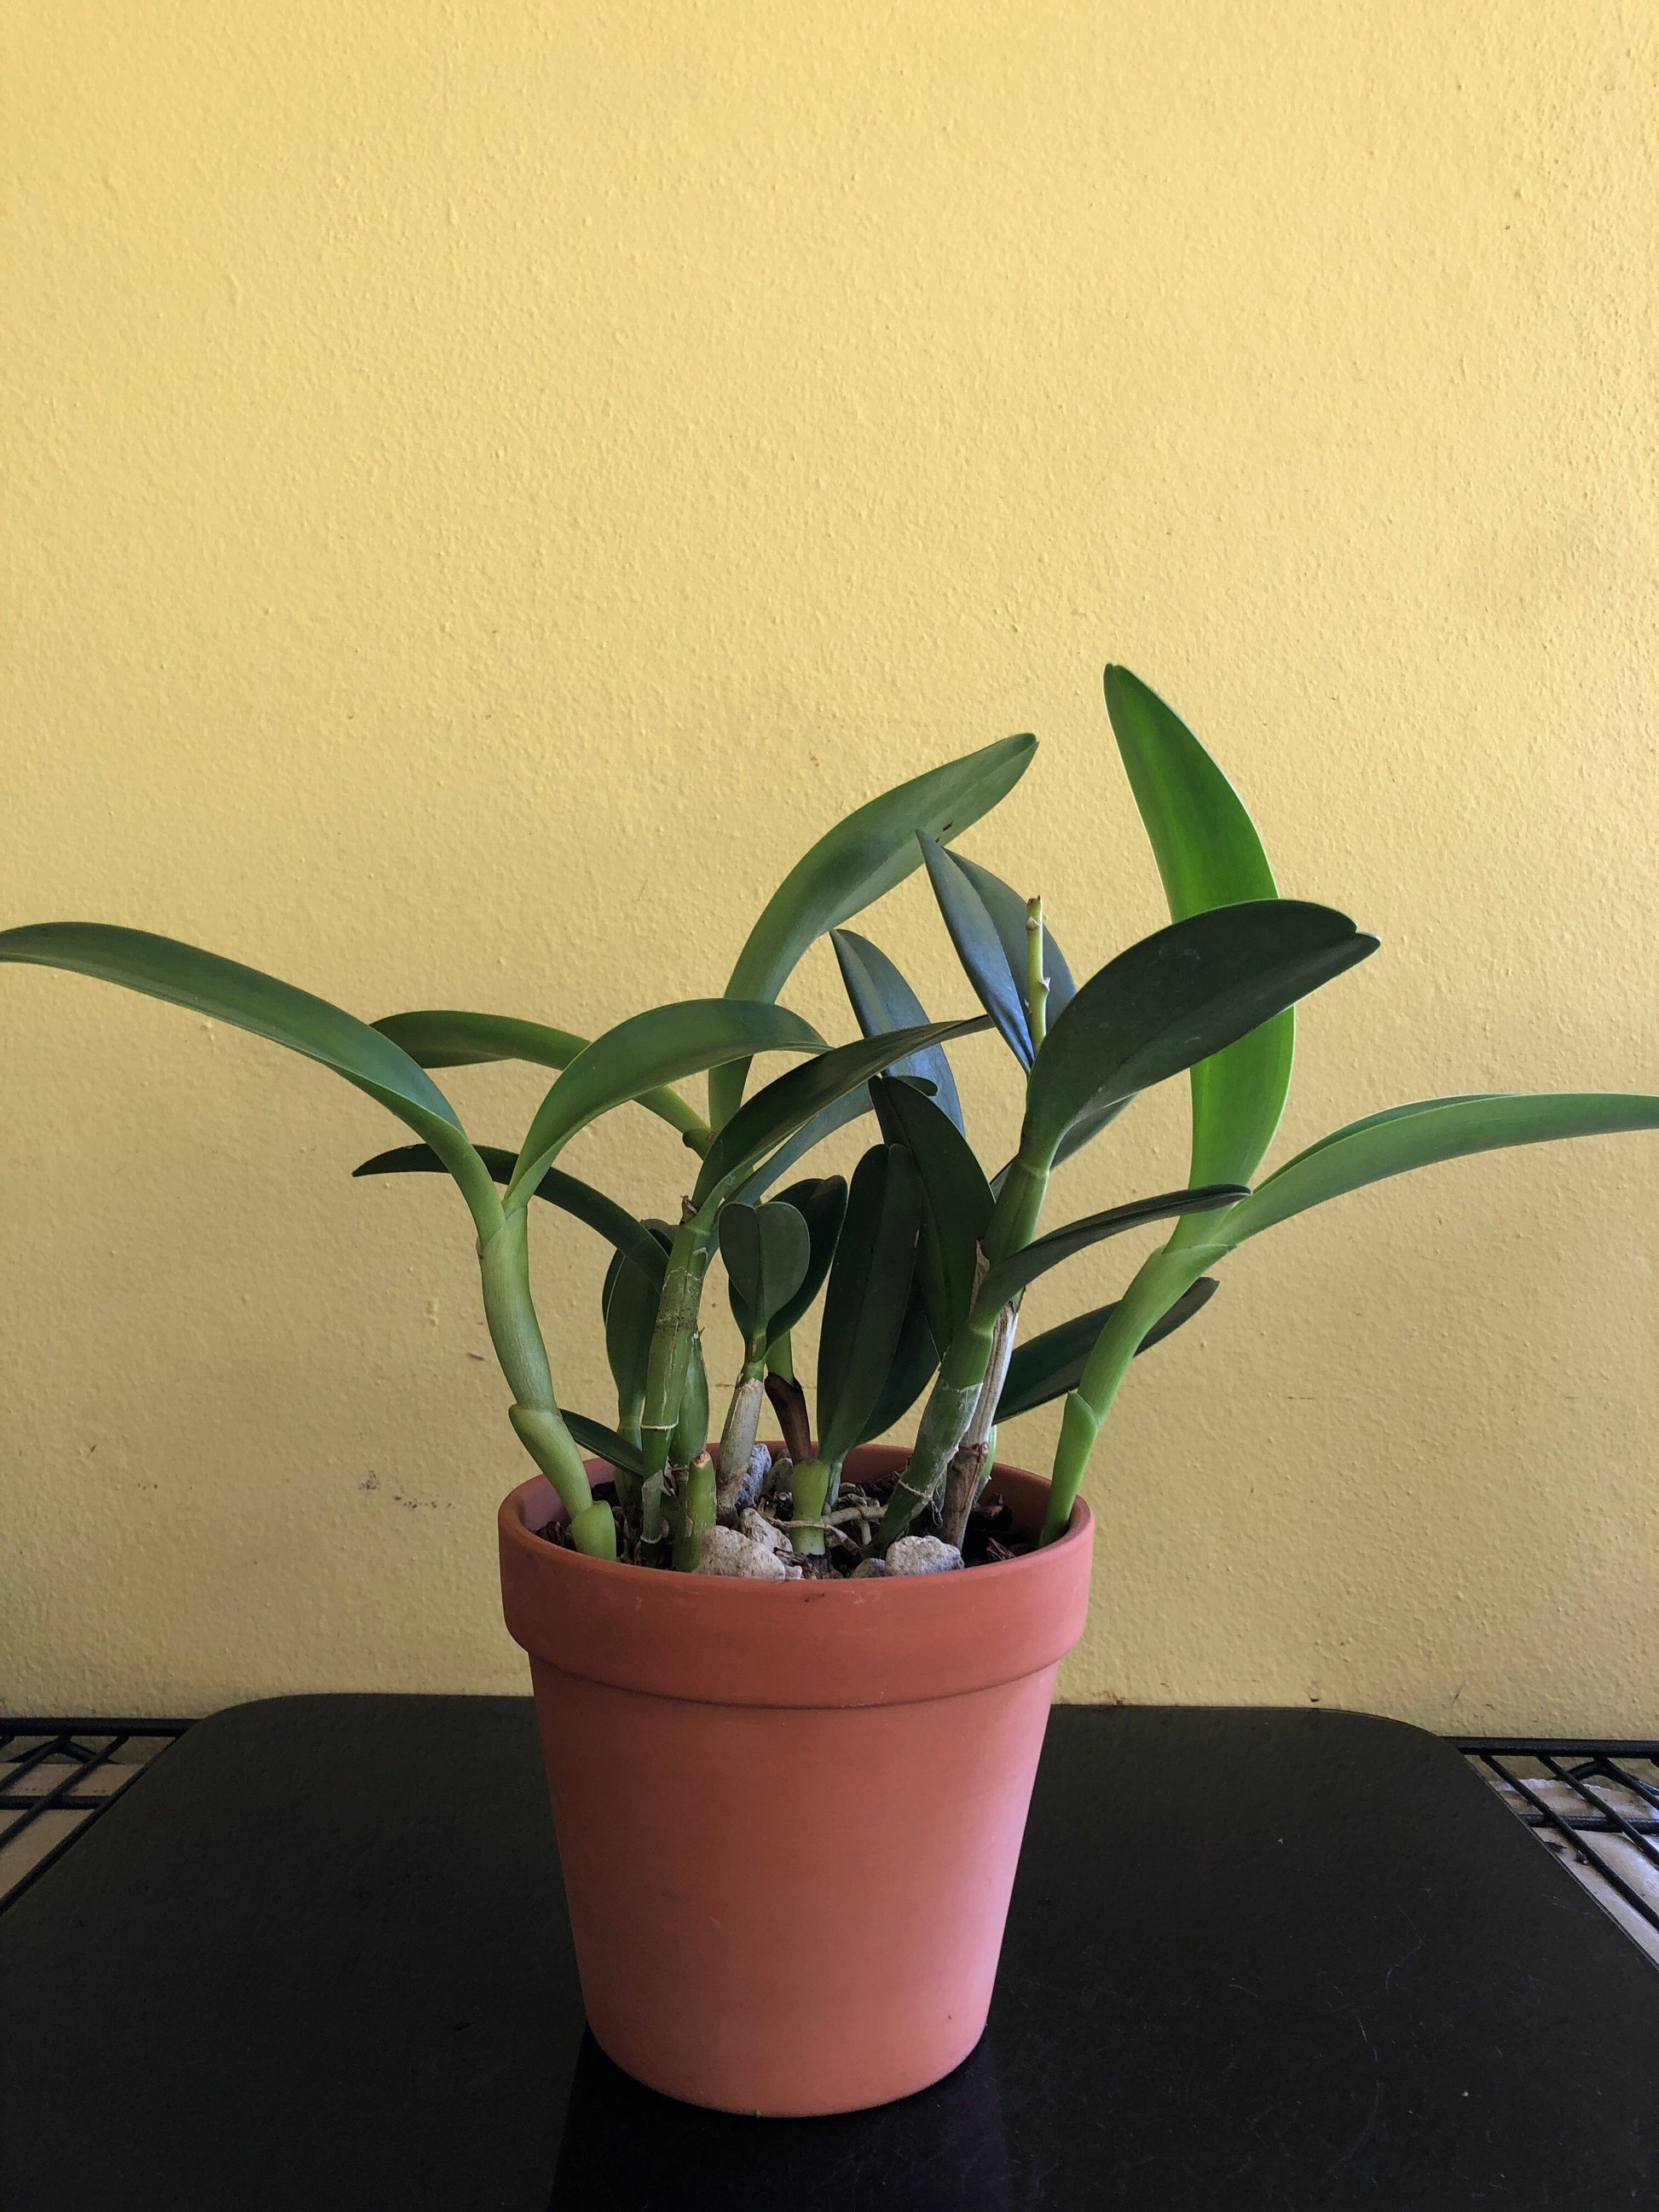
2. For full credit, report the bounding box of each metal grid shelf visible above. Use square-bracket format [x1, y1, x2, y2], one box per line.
[0, 1719, 191, 1909]
[1460, 1738, 1659, 1965]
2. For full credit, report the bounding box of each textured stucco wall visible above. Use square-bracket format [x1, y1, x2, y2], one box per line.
[3, 2, 1656, 1727]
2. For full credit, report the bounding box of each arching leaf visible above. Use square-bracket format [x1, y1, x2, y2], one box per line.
[356, 1142, 666, 1285]
[563, 1411, 645, 1479]
[710, 734, 1036, 1126]
[977, 1185, 1247, 1312]
[995, 1278, 1218, 1420]
[817, 1145, 923, 1465]
[870, 1073, 993, 1350]
[854, 1290, 940, 1447]
[919, 834, 1033, 1066]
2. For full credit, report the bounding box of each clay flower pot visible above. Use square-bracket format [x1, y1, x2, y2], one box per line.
[498, 1441, 1093, 2116]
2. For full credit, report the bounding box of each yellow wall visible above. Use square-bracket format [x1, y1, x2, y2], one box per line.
[4, 3, 1656, 1729]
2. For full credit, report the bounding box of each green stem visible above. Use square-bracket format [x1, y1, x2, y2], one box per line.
[672, 1453, 716, 1571]
[639, 1210, 716, 1483]
[790, 1458, 830, 1556]
[1025, 895, 1048, 1051]
[1041, 1244, 1214, 1545]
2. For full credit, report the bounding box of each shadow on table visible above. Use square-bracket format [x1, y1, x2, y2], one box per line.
[547, 2028, 1014, 2210]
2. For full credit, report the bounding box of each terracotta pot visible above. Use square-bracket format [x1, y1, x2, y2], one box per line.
[498, 1442, 1093, 2116]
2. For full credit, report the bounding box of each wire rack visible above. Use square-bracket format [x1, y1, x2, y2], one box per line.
[1460, 1739, 1659, 1965]
[0, 1720, 191, 1909]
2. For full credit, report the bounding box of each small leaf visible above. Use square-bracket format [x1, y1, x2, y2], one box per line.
[1022, 903, 1377, 1166]
[945, 850, 1077, 1019]
[764, 1176, 848, 1343]
[1105, 667, 1289, 1191]
[978, 1185, 1248, 1312]
[512, 1000, 824, 1207]
[996, 1279, 1218, 1419]
[374, 1008, 708, 1150]
[710, 733, 1036, 1126]
[1221, 1093, 1659, 1247]
[356, 1142, 666, 1285]
[720, 1199, 812, 1348]
[693, 1017, 990, 1212]
[919, 834, 1032, 1065]
[817, 1144, 923, 1465]
[870, 1073, 993, 1350]
[563, 1411, 645, 1478]
[830, 928, 964, 1129]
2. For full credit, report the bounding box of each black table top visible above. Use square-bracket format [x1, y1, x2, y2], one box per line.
[3, 1695, 1656, 2209]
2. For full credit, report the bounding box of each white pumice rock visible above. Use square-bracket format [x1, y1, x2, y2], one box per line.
[697, 1526, 789, 1580]
[739, 1508, 791, 1554]
[885, 1535, 964, 1577]
[733, 1443, 771, 1512]
[850, 1558, 888, 1579]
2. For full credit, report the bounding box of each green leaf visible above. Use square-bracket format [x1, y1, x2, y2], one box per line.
[854, 1289, 940, 1447]
[0, 921, 460, 1134]
[511, 1000, 824, 1208]
[830, 927, 964, 1128]
[692, 1017, 990, 1211]
[870, 1073, 993, 1350]
[737, 1084, 874, 1199]
[1022, 903, 1377, 1166]
[720, 1199, 812, 1347]
[1105, 667, 1289, 1189]
[1220, 1093, 1659, 1246]
[977, 1184, 1247, 1312]
[374, 1008, 709, 1151]
[562, 1411, 645, 1479]
[995, 1278, 1218, 1420]
[919, 835, 1034, 1066]
[817, 1144, 924, 1464]
[763, 1176, 848, 1343]
[354, 1142, 668, 1286]
[604, 1222, 674, 1439]
[709, 734, 1037, 1126]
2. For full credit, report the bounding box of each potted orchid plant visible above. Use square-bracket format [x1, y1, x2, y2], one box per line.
[5, 666, 1653, 2114]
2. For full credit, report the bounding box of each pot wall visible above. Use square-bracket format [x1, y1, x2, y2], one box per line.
[499, 1446, 1093, 2115]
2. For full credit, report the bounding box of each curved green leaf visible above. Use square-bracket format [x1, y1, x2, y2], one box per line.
[949, 850, 1077, 1016]
[818, 1144, 924, 1464]
[720, 1199, 812, 1348]
[1105, 667, 1289, 1190]
[693, 1017, 990, 1211]
[919, 835, 1033, 1066]
[0, 921, 491, 1209]
[563, 1411, 645, 1479]
[374, 1008, 709, 1151]
[1221, 1093, 1659, 1246]
[830, 927, 964, 1128]
[511, 1000, 824, 1208]
[604, 1220, 674, 1441]
[764, 1176, 848, 1343]
[1023, 903, 1377, 1165]
[870, 1073, 993, 1349]
[737, 1084, 874, 1199]
[978, 1184, 1247, 1312]
[354, 1142, 667, 1285]
[995, 1277, 1218, 1420]
[709, 734, 1037, 1127]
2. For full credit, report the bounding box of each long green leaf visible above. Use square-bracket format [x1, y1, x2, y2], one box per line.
[709, 735, 1037, 1127]
[870, 1073, 993, 1349]
[919, 834, 1034, 1065]
[978, 1184, 1246, 1311]
[374, 1008, 709, 1151]
[830, 927, 964, 1128]
[354, 1142, 667, 1285]
[818, 1144, 923, 1464]
[949, 850, 1077, 1017]
[511, 1000, 824, 1208]
[1218, 1093, 1659, 1246]
[0, 922, 490, 1211]
[1022, 903, 1377, 1165]
[854, 1288, 940, 1447]
[995, 1278, 1218, 1420]
[692, 1017, 990, 1211]
[1105, 667, 1290, 1190]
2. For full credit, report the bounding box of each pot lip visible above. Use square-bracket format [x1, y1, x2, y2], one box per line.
[498, 1448, 1092, 1599]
